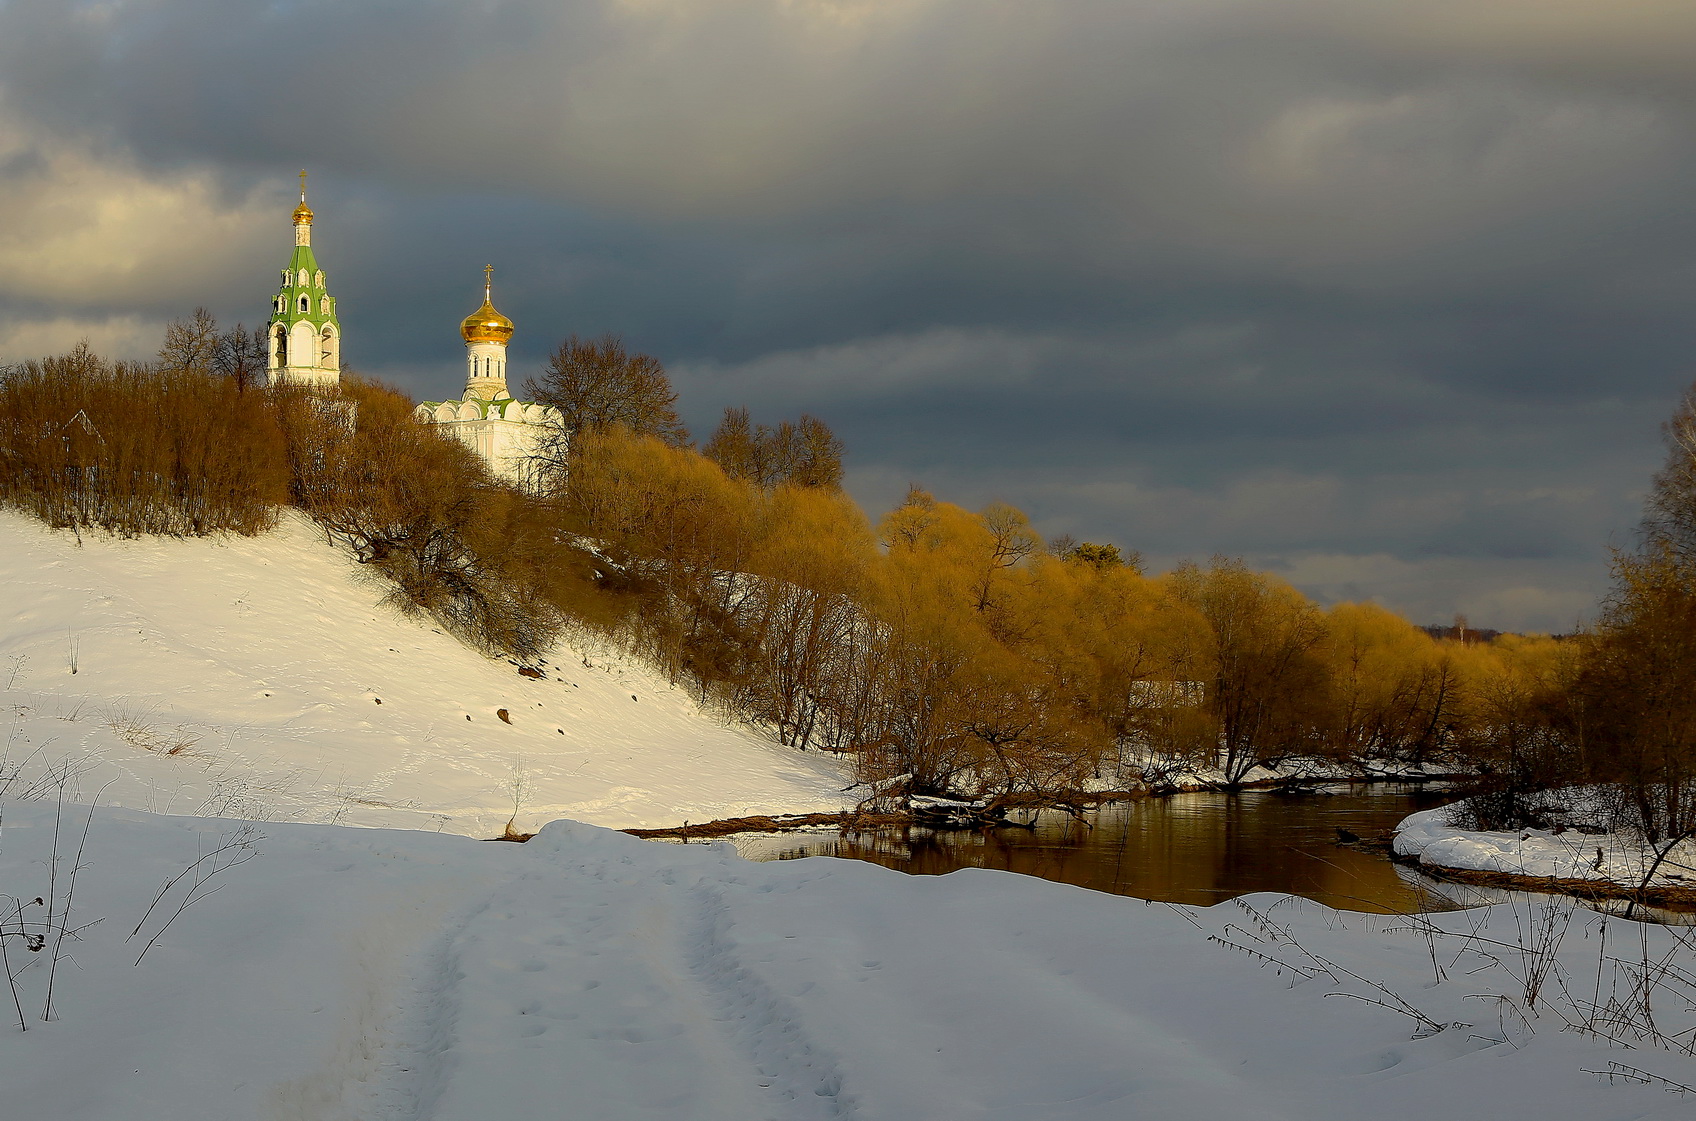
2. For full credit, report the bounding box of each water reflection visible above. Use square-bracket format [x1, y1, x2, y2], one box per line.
[733, 785, 1464, 915]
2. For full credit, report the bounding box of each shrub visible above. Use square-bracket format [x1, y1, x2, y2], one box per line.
[0, 345, 286, 536]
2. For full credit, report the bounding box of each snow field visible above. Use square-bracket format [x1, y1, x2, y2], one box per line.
[0, 510, 849, 834]
[3, 802, 1694, 1121]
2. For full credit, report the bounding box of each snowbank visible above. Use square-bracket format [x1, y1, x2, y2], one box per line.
[0, 510, 848, 834]
[1394, 800, 1696, 894]
[2, 801, 1693, 1121]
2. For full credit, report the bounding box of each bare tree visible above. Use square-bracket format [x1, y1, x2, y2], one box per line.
[704, 407, 844, 490]
[156, 308, 219, 376]
[524, 334, 688, 447]
[212, 324, 268, 392]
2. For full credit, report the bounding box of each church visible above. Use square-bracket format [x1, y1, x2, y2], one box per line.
[265, 175, 562, 489]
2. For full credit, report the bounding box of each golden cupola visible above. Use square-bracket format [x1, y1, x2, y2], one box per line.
[461, 265, 515, 344]
[292, 169, 314, 225]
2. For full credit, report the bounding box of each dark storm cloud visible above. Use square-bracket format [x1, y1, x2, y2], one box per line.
[2, 0, 1695, 629]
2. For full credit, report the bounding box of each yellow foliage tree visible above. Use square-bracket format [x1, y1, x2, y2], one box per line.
[1320, 602, 1460, 766]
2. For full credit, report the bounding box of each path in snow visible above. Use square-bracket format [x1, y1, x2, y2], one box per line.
[357, 837, 855, 1121]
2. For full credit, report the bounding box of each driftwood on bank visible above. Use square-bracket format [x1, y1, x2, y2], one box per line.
[1388, 851, 1696, 913]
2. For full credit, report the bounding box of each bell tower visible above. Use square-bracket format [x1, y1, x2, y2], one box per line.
[266, 171, 342, 387]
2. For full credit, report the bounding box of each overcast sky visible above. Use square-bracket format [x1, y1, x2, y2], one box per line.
[4, 0, 1695, 631]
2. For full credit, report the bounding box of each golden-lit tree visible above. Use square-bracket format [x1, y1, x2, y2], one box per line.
[1444, 633, 1579, 829]
[1320, 602, 1461, 766]
[565, 426, 758, 680]
[734, 484, 878, 747]
[1170, 559, 1328, 785]
[1577, 549, 1696, 839]
[704, 407, 844, 490]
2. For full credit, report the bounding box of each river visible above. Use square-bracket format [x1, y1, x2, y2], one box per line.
[732, 784, 1464, 914]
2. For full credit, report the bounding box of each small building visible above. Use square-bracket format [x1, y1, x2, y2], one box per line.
[415, 267, 562, 490]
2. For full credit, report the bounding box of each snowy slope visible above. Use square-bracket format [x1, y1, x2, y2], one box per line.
[0, 510, 848, 834]
[2, 801, 1692, 1121]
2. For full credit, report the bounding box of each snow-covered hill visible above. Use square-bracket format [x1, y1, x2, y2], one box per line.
[0, 510, 848, 834]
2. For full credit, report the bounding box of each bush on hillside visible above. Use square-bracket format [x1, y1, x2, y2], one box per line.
[1, 340, 605, 664]
[275, 377, 581, 664]
[0, 345, 286, 537]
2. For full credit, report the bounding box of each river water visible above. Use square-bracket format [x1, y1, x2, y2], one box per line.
[734, 784, 1464, 914]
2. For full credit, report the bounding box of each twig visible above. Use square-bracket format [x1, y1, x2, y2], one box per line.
[1583, 1062, 1695, 1094]
[1324, 990, 1453, 1038]
[39, 786, 63, 1020]
[0, 895, 28, 1031]
[127, 827, 258, 942]
[130, 825, 259, 965]
[43, 798, 98, 1021]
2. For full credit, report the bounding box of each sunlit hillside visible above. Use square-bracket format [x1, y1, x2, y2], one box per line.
[0, 509, 849, 835]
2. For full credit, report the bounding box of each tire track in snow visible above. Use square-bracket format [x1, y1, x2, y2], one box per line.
[684, 881, 857, 1120]
[362, 895, 492, 1121]
[260, 884, 496, 1121]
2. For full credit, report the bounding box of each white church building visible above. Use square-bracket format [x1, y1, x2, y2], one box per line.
[415, 266, 562, 491]
[265, 176, 561, 488]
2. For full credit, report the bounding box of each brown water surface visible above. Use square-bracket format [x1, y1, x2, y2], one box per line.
[738, 785, 1462, 914]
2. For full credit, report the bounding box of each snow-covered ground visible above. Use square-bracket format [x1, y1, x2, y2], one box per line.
[9, 511, 1696, 1118]
[0, 510, 849, 835]
[3, 799, 1694, 1121]
[1395, 794, 1696, 892]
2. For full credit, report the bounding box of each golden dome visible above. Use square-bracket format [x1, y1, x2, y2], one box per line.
[461, 300, 514, 343]
[461, 266, 514, 343]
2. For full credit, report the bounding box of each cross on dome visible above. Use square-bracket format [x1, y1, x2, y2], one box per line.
[461, 265, 514, 344]
[292, 169, 314, 228]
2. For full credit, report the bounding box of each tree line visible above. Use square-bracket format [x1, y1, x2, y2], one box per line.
[4, 314, 1693, 830]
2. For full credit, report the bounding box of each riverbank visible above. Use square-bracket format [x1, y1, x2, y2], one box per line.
[622, 762, 1462, 840]
[1142, 755, 1460, 794]
[1393, 796, 1696, 914]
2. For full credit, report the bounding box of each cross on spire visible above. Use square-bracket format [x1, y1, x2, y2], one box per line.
[299, 169, 308, 202]
[485, 263, 494, 300]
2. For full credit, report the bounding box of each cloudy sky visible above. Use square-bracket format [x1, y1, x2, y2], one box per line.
[4, 0, 1695, 631]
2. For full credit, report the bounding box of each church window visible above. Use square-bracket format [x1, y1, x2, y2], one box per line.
[298, 269, 308, 287]
[320, 296, 331, 315]
[299, 295, 309, 313]
[314, 270, 324, 288]
[274, 326, 288, 367]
